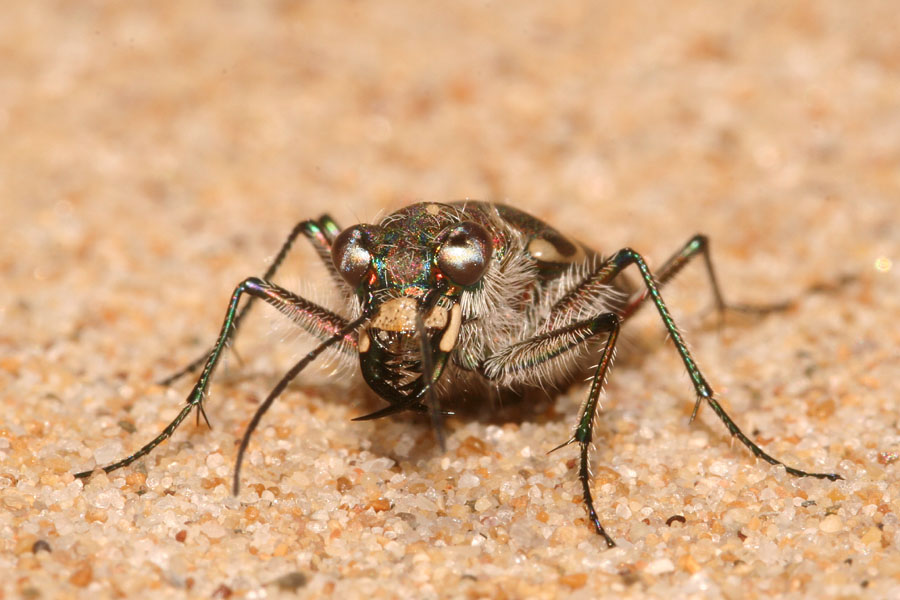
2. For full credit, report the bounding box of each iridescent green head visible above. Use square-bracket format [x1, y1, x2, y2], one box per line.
[330, 202, 495, 406]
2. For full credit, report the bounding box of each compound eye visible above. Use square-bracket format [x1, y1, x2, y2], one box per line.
[331, 226, 372, 288]
[436, 222, 493, 287]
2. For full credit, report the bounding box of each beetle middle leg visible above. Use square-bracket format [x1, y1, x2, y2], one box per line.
[160, 215, 345, 386]
[75, 276, 356, 480]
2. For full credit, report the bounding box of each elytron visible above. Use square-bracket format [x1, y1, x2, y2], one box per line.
[76, 201, 840, 546]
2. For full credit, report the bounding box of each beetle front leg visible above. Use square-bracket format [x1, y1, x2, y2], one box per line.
[75, 277, 352, 479]
[480, 313, 621, 546]
[160, 215, 346, 385]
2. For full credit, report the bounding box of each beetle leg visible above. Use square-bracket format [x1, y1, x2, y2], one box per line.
[233, 313, 367, 495]
[573, 248, 839, 474]
[483, 246, 842, 544]
[618, 234, 792, 322]
[598, 248, 844, 463]
[75, 277, 354, 480]
[159, 215, 345, 385]
[480, 313, 621, 546]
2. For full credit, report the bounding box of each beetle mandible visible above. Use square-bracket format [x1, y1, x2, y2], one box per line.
[76, 201, 840, 547]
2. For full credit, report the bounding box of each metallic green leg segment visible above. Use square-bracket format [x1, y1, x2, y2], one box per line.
[567, 313, 620, 547]
[481, 313, 621, 545]
[159, 215, 344, 386]
[596, 248, 840, 479]
[73, 401, 196, 480]
[76, 277, 351, 480]
[546, 243, 841, 546]
[619, 234, 723, 321]
[302, 215, 344, 287]
[619, 234, 794, 322]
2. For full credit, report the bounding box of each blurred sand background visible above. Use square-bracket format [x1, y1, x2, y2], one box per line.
[2, 1, 899, 598]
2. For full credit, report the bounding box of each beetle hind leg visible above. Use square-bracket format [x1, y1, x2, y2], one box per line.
[618, 234, 854, 324]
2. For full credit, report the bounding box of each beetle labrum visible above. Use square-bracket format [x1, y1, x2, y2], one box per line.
[75, 201, 840, 546]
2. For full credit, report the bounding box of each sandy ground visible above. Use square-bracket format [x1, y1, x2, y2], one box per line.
[2, 1, 899, 598]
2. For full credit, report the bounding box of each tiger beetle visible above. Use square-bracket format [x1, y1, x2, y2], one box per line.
[75, 201, 841, 547]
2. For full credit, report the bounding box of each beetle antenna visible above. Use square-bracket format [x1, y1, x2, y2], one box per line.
[232, 314, 367, 495]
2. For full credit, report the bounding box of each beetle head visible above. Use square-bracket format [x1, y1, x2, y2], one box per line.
[330, 203, 494, 407]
